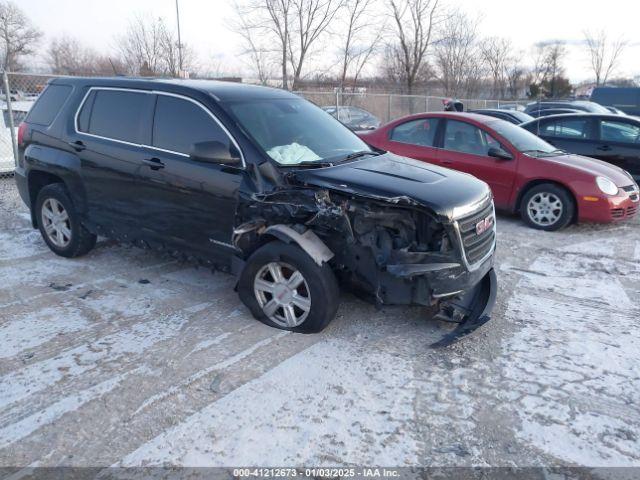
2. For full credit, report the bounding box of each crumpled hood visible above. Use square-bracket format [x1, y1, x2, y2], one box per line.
[290, 153, 492, 220]
[541, 153, 635, 186]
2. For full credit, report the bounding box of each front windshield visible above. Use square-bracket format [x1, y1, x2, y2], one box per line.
[489, 120, 559, 156]
[225, 97, 372, 165]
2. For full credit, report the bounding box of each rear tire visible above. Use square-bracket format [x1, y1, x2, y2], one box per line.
[238, 241, 340, 333]
[36, 183, 97, 258]
[520, 183, 574, 231]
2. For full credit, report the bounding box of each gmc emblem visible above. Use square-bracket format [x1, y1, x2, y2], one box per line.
[475, 215, 494, 235]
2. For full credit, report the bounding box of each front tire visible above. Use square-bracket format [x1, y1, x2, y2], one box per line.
[520, 183, 575, 231]
[36, 183, 97, 258]
[238, 241, 340, 333]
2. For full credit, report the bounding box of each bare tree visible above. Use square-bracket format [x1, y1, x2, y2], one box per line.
[337, 0, 383, 89]
[480, 37, 513, 98]
[117, 15, 165, 75]
[434, 11, 483, 98]
[231, 2, 274, 85]
[0, 1, 41, 71]
[231, 0, 293, 88]
[116, 14, 194, 77]
[47, 36, 99, 75]
[584, 30, 627, 86]
[386, 0, 442, 94]
[231, 0, 341, 90]
[530, 41, 567, 98]
[288, 0, 344, 90]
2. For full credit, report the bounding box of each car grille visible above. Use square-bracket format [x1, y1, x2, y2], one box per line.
[456, 200, 496, 267]
[622, 184, 639, 203]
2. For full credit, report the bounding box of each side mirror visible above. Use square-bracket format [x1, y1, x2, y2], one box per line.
[190, 141, 241, 165]
[488, 146, 513, 161]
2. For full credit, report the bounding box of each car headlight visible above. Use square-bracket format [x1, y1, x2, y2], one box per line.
[596, 176, 619, 196]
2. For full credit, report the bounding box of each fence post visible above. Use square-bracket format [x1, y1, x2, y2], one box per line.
[387, 95, 391, 122]
[2, 70, 18, 168]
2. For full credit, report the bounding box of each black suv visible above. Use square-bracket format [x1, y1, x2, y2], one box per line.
[16, 78, 497, 345]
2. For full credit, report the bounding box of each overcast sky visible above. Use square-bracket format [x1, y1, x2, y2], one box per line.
[20, 0, 640, 82]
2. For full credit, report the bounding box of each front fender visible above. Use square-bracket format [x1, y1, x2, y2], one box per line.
[263, 225, 334, 266]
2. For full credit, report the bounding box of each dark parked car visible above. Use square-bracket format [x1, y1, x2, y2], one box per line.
[591, 87, 640, 117]
[604, 106, 627, 116]
[522, 113, 640, 182]
[524, 100, 610, 115]
[468, 109, 534, 125]
[528, 108, 582, 118]
[16, 77, 497, 346]
[321, 105, 381, 131]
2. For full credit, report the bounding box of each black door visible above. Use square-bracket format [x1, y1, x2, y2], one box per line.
[73, 88, 154, 231]
[535, 116, 598, 157]
[595, 118, 640, 181]
[135, 93, 243, 261]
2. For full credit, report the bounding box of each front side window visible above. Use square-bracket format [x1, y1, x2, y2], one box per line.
[225, 98, 370, 165]
[390, 118, 440, 147]
[82, 90, 150, 144]
[443, 120, 499, 156]
[600, 120, 640, 144]
[152, 95, 230, 155]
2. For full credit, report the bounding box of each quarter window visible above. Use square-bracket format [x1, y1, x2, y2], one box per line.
[26, 84, 72, 126]
[152, 95, 230, 155]
[390, 118, 440, 147]
[81, 90, 150, 144]
[443, 120, 500, 156]
[600, 120, 640, 144]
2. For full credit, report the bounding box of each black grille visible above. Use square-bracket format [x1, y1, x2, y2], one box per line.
[622, 185, 639, 202]
[457, 201, 496, 266]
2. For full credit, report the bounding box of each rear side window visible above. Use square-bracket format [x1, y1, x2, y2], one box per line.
[26, 84, 72, 126]
[152, 95, 230, 155]
[390, 118, 440, 147]
[81, 89, 150, 144]
[541, 119, 591, 139]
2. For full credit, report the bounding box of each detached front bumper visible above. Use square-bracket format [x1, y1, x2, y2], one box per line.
[431, 268, 498, 347]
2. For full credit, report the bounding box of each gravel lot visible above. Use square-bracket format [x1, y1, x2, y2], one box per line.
[0, 176, 639, 471]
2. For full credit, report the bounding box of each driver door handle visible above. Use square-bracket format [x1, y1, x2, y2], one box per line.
[597, 145, 612, 152]
[68, 140, 86, 152]
[142, 157, 165, 170]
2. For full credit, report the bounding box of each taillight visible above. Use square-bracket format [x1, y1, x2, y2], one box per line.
[17, 122, 27, 147]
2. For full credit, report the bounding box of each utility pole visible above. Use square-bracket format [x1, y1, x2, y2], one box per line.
[175, 0, 184, 76]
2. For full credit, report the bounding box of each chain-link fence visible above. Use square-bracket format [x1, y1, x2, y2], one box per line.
[0, 71, 529, 177]
[296, 90, 528, 124]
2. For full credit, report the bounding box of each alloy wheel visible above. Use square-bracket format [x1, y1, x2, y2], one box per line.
[253, 261, 311, 328]
[41, 198, 72, 248]
[527, 192, 563, 227]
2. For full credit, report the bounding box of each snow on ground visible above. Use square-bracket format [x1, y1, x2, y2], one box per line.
[499, 238, 640, 466]
[1, 178, 639, 469]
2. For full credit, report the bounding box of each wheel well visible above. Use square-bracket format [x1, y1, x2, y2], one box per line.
[515, 180, 578, 221]
[28, 171, 65, 227]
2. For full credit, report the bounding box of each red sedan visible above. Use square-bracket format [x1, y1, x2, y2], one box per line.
[359, 112, 639, 230]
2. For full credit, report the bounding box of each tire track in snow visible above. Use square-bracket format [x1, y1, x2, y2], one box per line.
[119, 338, 420, 467]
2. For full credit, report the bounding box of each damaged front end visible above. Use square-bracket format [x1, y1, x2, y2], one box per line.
[233, 183, 497, 347]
